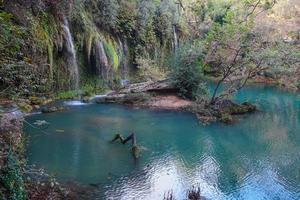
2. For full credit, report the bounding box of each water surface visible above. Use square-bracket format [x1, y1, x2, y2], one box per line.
[25, 85, 300, 199]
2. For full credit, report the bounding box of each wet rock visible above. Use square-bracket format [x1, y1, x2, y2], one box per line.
[82, 97, 91, 103]
[17, 102, 33, 113]
[29, 96, 48, 105]
[220, 113, 234, 124]
[241, 102, 257, 113]
[190, 100, 257, 124]
[217, 100, 256, 115]
[41, 106, 66, 113]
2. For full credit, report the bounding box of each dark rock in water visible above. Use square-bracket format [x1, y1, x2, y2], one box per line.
[220, 113, 234, 124]
[41, 106, 66, 114]
[241, 102, 257, 113]
[82, 96, 91, 103]
[192, 100, 257, 124]
[217, 100, 256, 115]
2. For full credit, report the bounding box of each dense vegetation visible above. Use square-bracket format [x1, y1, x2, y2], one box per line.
[0, 0, 299, 102]
[0, 0, 299, 199]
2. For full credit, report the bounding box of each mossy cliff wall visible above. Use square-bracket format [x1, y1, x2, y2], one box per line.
[0, 0, 183, 99]
[0, 0, 131, 98]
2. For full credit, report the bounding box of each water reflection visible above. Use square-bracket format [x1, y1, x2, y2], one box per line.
[25, 85, 300, 199]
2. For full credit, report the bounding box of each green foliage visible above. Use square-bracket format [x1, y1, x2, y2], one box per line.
[30, 11, 61, 84]
[153, 1, 176, 44]
[81, 85, 95, 97]
[56, 90, 79, 99]
[1, 0, 298, 99]
[84, 0, 119, 30]
[56, 79, 106, 99]
[17, 102, 33, 113]
[103, 38, 119, 70]
[117, 0, 137, 39]
[170, 42, 207, 99]
[220, 113, 233, 124]
[0, 10, 25, 62]
[80, 80, 106, 97]
[135, 57, 166, 81]
[0, 151, 27, 200]
[0, 62, 49, 97]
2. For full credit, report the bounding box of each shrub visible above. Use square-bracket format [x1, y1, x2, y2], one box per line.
[0, 10, 25, 62]
[0, 151, 27, 200]
[169, 42, 207, 100]
[56, 90, 78, 99]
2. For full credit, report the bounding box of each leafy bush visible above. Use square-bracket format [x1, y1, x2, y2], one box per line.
[117, 0, 137, 39]
[0, 151, 27, 200]
[169, 43, 207, 100]
[0, 10, 25, 62]
[56, 90, 78, 99]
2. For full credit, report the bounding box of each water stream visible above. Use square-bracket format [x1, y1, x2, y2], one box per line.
[62, 17, 80, 90]
[173, 25, 179, 51]
[25, 84, 300, 199]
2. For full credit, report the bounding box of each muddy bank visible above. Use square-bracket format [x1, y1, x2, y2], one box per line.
[145, 95, 193, 109]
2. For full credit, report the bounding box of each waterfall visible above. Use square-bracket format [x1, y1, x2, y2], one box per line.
[172, 25, 179, 51]
[117, 37, 129, 79]
[92, 40, 109, 79]
[62, 17, 80, 90]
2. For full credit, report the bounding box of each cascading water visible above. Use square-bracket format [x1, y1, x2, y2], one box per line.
[117, 37, 129, 79]
[92, 39, 109, 80]
[172, 24, 179, 51]
[62, 17, 80, 90]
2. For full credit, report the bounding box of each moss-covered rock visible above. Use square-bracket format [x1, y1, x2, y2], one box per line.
[241, 102, 257, 113]
[17, 102, 33, 113]
[28, 96, 48, 105]
[220, 113, 234, 124]
[82, 96, 92, 103]
[41, 106, 65, 114]
[218, 101, 256, 115]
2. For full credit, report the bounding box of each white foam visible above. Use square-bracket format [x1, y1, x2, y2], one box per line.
[64, 100, 87, 106]
[89, 94, 108, 102]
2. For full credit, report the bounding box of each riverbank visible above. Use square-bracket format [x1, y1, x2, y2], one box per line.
[96, 80, 257, 124]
